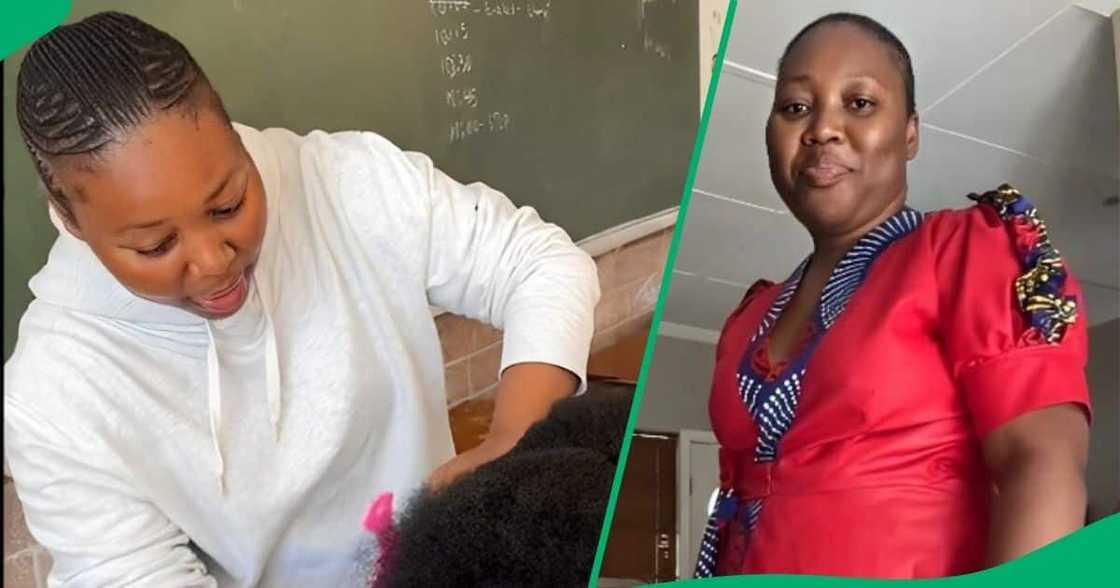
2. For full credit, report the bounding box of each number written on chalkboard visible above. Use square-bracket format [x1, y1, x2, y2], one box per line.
[440, 53, 473, 78]
[435, 22, 470, 46]
[449, 111, 512, 143]
[429, 0, 552, 20]
[446, 87, 479, 109]
[431, 0, 554, 143]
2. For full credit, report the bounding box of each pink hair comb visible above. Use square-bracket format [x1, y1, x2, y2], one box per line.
[363, 491, 398, 588]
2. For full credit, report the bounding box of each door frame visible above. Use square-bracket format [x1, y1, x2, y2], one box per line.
[676, 428, 719, 578]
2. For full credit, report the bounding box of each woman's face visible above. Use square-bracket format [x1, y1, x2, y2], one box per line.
[766, 23, 918, 240]
[52, 108, 267, 320]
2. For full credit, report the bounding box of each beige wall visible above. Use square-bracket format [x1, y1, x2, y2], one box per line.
[635, 335, 716, 433]
[1087, 318, 1120, 521]
[1096, 7, 1120, 520]
[1114, 9, 1119, 113]
[698, 0, 729, 110]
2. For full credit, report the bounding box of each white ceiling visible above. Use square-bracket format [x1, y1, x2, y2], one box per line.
[664, 0, 1120, 340]
[1076, 0, 1120, 16]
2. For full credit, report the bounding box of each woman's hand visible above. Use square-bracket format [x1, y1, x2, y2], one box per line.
[425, 362, 579, 492]
[426, 431, 520, 492]
[983, 402, 1089, 566]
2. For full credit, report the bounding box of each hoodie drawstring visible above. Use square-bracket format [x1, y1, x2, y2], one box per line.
[205, 275, 283, 496]
[205, 321, 226, 496]
[256, 274, 283, 441]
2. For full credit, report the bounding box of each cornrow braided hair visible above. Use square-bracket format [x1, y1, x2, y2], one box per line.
[778, 12, 916, 116]
[16, 11, 227, 224]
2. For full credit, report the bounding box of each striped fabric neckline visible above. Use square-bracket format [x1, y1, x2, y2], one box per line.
[736, 206, 923, 462]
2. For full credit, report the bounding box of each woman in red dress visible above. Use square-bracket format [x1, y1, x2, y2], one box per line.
[697, 13, 1092, 578]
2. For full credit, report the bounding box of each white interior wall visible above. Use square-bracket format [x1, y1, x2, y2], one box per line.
[636, 336, 717, 433]
[1086, 319, 1120, 520]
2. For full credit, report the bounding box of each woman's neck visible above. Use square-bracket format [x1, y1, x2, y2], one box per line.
[810, 197, 907, 266]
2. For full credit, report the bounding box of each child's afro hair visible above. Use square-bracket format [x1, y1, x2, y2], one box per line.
[384, 379, 635, 588]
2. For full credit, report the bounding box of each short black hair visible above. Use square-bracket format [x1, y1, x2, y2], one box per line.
[16, 11, 229, 224]
[777, 12, 916, 116]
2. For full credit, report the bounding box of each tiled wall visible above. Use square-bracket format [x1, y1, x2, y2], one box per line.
[590, 228, 671, 354]
[1, 226, 673, 587]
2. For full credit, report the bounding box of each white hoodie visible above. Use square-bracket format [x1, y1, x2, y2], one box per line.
[3, 123, 599, 587]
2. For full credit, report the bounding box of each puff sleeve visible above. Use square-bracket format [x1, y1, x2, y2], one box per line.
[932, 186, 1091, 439]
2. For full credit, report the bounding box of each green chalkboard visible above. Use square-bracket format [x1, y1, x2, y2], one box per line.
[3, 0, 699, 359]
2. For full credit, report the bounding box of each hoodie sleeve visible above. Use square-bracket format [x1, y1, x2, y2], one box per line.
[416, 152, 600, 392]
[321, 131, 601, 393]
[4, 395, 216, 588]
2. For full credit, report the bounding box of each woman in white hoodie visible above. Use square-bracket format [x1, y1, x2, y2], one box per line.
[5, 11, 600, 587]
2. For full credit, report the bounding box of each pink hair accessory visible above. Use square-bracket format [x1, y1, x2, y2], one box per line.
[363, 491, 398, 588]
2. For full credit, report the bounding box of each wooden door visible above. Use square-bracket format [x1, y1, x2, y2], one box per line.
[598, 432, 678, 583]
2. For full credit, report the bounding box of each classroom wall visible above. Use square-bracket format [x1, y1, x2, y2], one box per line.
[635, 335, 716, 433]
[1086, 318, 1120, 521]
[1115, 9, 1120, 117]
[1090, 7, 1118, 521]
[698, 0, 730, 109]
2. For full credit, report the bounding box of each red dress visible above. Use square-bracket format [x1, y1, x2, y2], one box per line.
[698, 188, 1091, 579]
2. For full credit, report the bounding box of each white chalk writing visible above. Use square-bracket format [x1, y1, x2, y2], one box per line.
[435, 22, 470, 46]
[440, 53, 473, 78]
[432, 0, 552, 143]
[429, 0, 551, 20]
[446, 87, 480, 109]
[450, 112, 512, 143]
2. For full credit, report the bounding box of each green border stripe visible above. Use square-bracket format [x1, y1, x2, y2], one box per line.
[0, 1, 70, 60]
[661, 514, 1119, 586]
[586, 1, 740, 585]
